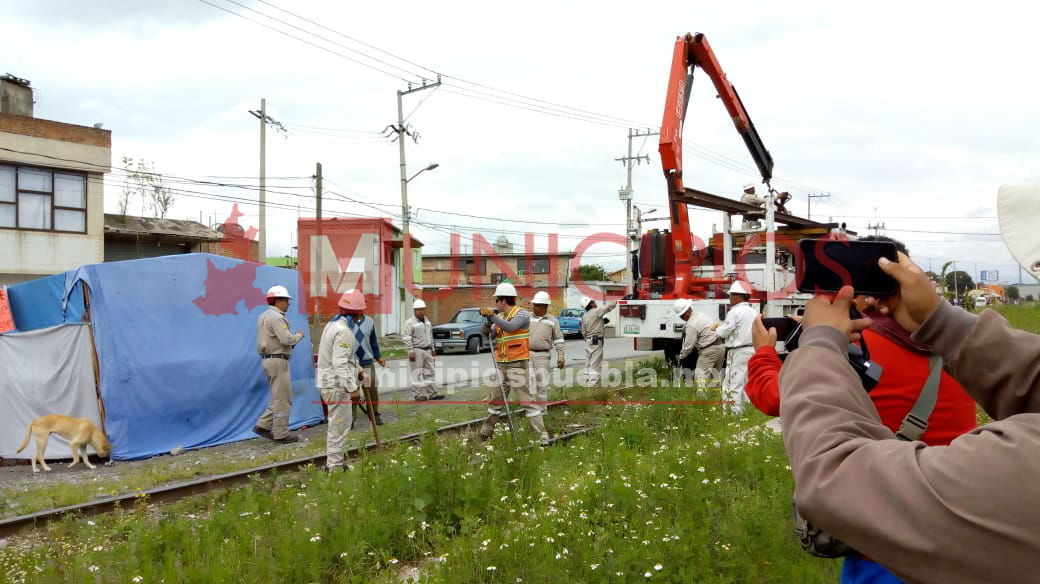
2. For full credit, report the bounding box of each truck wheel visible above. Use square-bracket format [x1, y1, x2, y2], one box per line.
[467, 336, 480, 354]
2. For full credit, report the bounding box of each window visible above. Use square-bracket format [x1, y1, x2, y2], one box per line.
[532, 258, 550, 274]
[0, 164, 87, 233]
[461, 258, 486, 275]
[452, 310, 485, 324]
[491, 273, 506, 284]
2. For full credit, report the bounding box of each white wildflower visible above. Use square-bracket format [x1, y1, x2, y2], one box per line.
[132, 577, 143, 583]
[486, 566, 496, 571]
[654, 564, 663, 571]
[591, 564, 600, 570]
[88, 566, 99, 573]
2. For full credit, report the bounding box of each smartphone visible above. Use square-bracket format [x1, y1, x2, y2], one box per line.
[796, 239, 898, 295]
[762, 317, 799, 341]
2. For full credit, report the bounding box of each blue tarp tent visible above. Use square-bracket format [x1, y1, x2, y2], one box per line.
[6, 272, 85, 332]
[5, 253, 322, 460]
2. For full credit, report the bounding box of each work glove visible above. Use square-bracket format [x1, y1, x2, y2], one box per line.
[479, 307, 495, 317]
[556, 356, 565, 369]
[408, 352, 416, 362]
[482, 323, 491, 337]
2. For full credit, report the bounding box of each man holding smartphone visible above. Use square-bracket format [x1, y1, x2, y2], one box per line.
[779, 253, 1040, 582]
[711, 281, 757, 414]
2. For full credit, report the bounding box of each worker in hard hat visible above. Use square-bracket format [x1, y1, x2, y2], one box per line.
[710, 281, 757, 413]
[478, 282, 549, 445]
[339, 290, 386, 427]
[740, 182, 768, 230]
[529, 290, 566, 413]
[253, 285, 306, 443]
[674, 298, 725, 386]
[404, 298, 441, 401]
[580, 296, 618, 385]
[317, 290, 367, 471]
[740, 182, 767, 208]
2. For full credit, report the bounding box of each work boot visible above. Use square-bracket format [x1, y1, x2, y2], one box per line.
[273, 434, 299, 444]
[430, 393, 446, 400]
[528, 415, 550, 446]
[252, 426, 274, 440]
[415, 395, 429, 402]
[479, 415, 499, 440]
[375, 414, 384, 426]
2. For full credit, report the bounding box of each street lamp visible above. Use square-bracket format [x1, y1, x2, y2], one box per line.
[407, 163, 439, 184]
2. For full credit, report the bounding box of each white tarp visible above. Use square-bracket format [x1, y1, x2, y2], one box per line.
[0, 324, 103, 460]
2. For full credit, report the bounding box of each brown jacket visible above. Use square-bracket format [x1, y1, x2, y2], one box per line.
[779, 301, 1040, 584]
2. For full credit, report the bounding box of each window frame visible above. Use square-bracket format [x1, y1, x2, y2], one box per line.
[0, 163, 88, 234]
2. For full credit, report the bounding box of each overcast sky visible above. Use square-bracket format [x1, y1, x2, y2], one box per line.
[6, 0, 1039, 284]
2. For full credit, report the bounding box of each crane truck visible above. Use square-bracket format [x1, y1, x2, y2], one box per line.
[616, 33, 846, 365]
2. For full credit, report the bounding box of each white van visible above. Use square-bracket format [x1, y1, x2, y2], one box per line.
[974, 296, 988, 308]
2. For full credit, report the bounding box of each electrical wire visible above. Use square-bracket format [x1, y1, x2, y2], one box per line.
[195, 0, 417, 83]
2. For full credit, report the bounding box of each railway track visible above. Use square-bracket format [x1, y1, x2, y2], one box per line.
[0, 399, 596, 539]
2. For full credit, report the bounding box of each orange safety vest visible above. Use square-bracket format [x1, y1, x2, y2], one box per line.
[493, 305, 530, 363]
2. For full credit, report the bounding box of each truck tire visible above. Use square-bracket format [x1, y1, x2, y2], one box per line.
[467, 336, 480, 354]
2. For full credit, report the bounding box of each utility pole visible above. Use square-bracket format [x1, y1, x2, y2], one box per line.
[312, 162, 323, 345]
[806, 192, 830, 220]
[868, 221, 886, 236]
[615, 128, 658, 291]
[386, 77, 441, 323]
[390, 79, 441, 238]
[249, 99, 285, 262]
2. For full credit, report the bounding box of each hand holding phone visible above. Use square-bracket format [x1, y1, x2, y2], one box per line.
[796, 239, 898, 296]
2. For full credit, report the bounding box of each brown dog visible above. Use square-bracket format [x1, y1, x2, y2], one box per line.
[16, 415, 112, 473]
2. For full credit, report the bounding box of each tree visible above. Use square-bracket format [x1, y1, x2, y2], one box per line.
[1007, 285, 1020, 301]
[944, 270, 975, 298]
[939, 261, 954, 299]
[578, 264, 608, 282]
[119, 157, 175, 218]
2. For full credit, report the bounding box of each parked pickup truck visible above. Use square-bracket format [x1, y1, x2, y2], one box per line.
[432, 308, 491, 354]
[558, 308, 585, 338]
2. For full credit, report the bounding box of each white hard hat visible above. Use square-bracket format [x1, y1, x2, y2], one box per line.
[494, 282, 518, 297]
[727, 281, 751, 296]
[581, 296, 594, 309]
[266, 285, 292, 300]
[743, 182, 755, 191]
[532, 291, 551, 305]
[413, 299, 427, 309]
[672, 298, 693, 316]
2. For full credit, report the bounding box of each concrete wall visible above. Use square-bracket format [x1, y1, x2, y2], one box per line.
[0, 118, 111, 279]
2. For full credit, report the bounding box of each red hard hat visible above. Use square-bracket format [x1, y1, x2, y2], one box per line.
[338, 289, 366, 311]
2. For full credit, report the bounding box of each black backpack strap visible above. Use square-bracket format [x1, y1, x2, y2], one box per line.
[896, 354, 943, 442]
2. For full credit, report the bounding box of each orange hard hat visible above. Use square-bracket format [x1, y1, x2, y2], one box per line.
[338, 289, 366, 311]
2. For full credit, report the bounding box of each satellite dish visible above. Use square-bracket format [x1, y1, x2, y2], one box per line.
[997, 185, 1040, 282]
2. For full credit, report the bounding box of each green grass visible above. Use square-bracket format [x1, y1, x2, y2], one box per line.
[993, 304, 1040, 334]
[0, 386, 499, 520]
[0, 383, 837, 583]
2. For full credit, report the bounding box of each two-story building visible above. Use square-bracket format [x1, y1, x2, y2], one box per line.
[420, 236, 575, 324]
[0, 75, 111, 285]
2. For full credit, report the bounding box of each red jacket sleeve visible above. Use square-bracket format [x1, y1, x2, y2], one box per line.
[746, 346, 782, 416]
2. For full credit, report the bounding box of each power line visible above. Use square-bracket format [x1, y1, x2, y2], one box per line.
[195, 0, 417, 83]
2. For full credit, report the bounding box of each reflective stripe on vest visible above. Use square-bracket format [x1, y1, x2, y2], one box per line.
[493, 305, 530, 363]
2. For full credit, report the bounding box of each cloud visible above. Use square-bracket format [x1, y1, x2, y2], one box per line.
[3, 0, 1037, 282]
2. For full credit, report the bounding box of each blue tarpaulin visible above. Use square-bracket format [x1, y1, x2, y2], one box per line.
[5, 273, 85, 333]
[55, 253, 321, 460]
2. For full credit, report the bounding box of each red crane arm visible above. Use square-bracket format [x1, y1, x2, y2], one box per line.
[658, 32, 774, 297]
